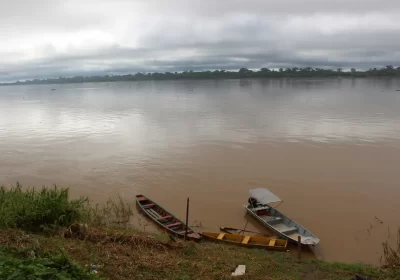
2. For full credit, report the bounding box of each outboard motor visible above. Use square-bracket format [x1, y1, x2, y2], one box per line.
[248, 197, 259, 208]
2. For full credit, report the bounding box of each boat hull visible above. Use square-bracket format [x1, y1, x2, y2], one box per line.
[244, 205, 319, 246]
[201, 232, 287, 250]
[136, 195, 201, 241]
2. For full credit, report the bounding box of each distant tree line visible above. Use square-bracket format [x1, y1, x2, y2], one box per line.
[2, 65, 400, 86]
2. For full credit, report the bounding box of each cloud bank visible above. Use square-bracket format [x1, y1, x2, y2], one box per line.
[1, 0, 400, 81]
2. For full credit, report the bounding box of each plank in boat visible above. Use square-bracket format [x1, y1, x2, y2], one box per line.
[201, 232, 287, 250]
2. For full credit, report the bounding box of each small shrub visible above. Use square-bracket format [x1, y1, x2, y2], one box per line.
[0, 248, 99, 280]
[382, 227, 400, 268]
[0, 183, 87, 232]
[84, 196, 134, 227]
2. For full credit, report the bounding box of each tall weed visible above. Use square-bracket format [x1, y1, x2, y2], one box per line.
[0, 183, 87, 232]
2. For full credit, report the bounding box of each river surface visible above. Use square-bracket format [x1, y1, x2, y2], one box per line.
[1, 78, 400, 264]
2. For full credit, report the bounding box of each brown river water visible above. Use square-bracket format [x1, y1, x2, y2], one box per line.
[1, 78, 400, 264]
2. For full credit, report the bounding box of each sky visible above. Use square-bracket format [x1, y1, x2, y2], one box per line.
[1, 0, 400, 82]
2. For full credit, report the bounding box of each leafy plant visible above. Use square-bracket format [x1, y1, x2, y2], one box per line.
[0, 248, 100, 280]
[0, 183, 87, 232]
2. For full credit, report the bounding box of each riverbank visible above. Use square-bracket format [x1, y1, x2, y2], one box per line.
[0, 184, 399, 279]
[2, 228, 399, 280]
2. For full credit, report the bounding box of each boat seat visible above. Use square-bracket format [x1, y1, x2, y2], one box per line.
[157, 215, 172, 221]
[241, 236, 251, 244]
[166, 222, 181, 228]
[137, 196, 148, 202]
[268, 217, 283, 225]
[217, 233, 225, 240]
[143, 203, 155, 208]
[282, 227, 298, 235]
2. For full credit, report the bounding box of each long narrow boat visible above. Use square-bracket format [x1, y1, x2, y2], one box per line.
[201, 232, 288, 250]
[244, 188, 320, 245]
[136, 195, 201, 241]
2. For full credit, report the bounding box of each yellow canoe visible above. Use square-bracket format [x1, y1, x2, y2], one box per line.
[201, 232, 288, 251]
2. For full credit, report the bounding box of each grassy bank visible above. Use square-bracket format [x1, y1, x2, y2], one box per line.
[0, 184, 399, 279]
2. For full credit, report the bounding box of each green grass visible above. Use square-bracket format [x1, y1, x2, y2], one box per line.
[0, 247, 99, 280]
[2, 227, 396, 280]
[0, 183, 88, 232]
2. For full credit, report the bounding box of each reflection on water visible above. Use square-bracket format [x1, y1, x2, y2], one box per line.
[1, 78, 400, 145]
[1, 78, 400, 264]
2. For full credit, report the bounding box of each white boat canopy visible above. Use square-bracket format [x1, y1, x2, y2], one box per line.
[249, 188, 282, 204]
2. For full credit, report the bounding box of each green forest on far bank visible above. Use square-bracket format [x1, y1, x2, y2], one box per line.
[2, 65, 400, 86]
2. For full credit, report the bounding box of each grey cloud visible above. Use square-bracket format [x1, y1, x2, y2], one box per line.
[1, 0, 400, 82]
[134, 0, 400, 16]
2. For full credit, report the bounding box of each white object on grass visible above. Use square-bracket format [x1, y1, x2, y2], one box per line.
[232, 265, 246, 276]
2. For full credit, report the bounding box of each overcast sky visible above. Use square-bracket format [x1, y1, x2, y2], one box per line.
[1, 0, 400, 81]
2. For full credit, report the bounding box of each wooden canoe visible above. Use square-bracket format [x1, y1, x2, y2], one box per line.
[136, 195, 201, 241]
[201, 232, 288, 250]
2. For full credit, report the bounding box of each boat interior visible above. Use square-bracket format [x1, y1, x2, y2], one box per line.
[249, 204, 311, 242]
[137, 195, 197, 237]
[202, 232, 287, 248]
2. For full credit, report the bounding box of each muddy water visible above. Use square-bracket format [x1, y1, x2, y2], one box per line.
[1, 78, 400, 264]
